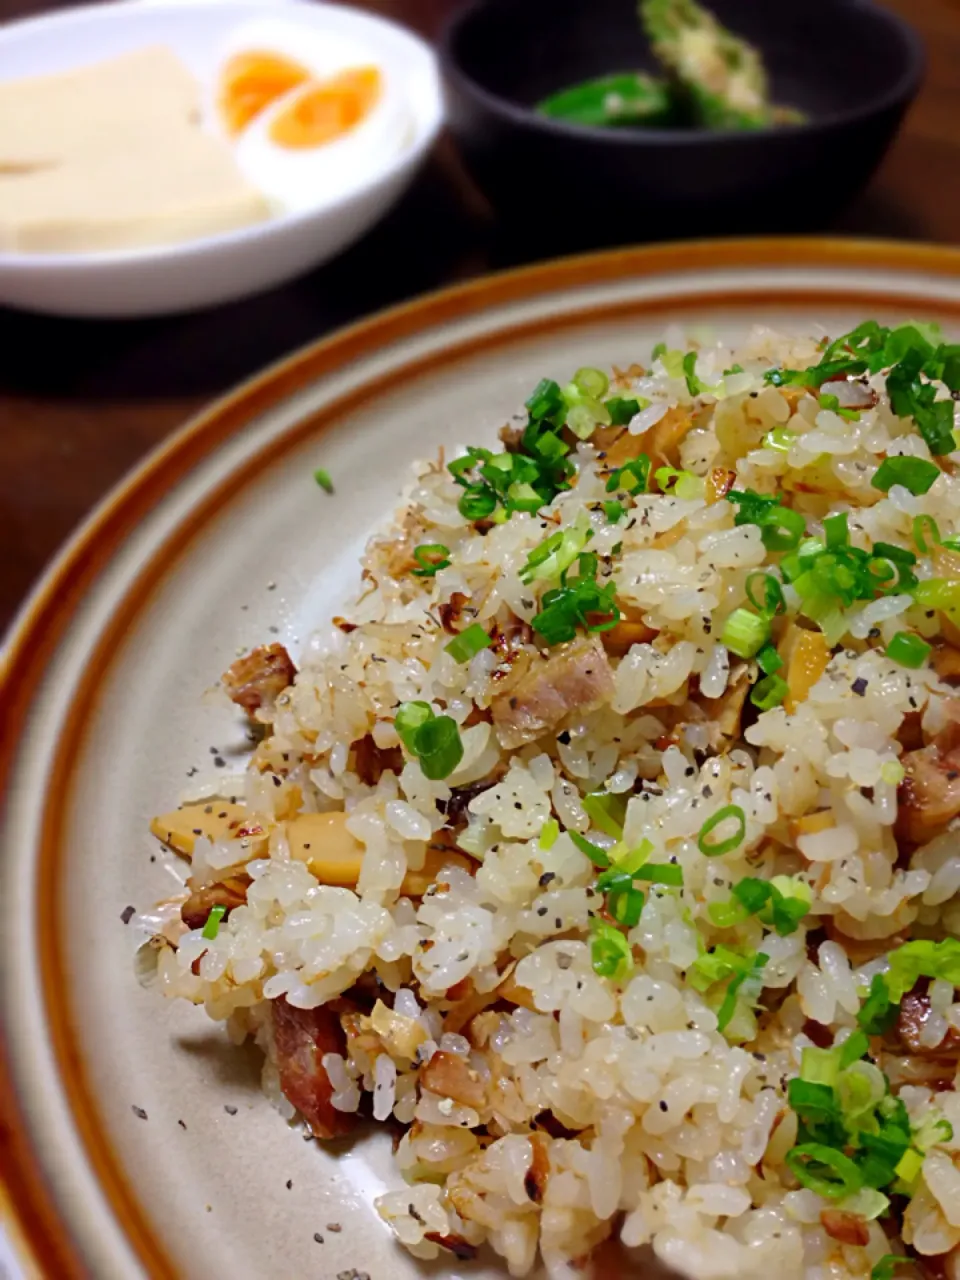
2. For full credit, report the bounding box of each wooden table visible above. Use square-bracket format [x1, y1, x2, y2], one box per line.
[2, 0, 960, 632]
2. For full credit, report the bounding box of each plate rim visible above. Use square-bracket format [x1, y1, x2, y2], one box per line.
[5, 235, 960, 1279]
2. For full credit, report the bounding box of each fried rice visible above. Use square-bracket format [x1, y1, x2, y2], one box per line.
[140, 321, 960, 1280]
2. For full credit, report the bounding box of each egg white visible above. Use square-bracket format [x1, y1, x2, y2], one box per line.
[206, 18, 412, 212]
[231, 63, 410, 212]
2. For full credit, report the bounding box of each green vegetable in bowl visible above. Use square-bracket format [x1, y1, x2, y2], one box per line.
[538, 72, 675, 128]
[640, 0, 806, 129]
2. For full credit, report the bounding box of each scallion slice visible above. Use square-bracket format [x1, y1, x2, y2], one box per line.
[590, 919, 633, 980]
[871, 456, 941, 495]
[885, 631, 932, 669]
[785, 1143, 864, 1200]
[698, 805, 747, 857]
[540, 818, 559, 850]
[445, 623, 492, 663]
[569, 831, 612, 868]
[412, 543, 451, 577]
[750, 673, 789, 711]
[745, 572, 786, 617]
[202, 904, 226, 940]
[313, 468, 334, 493]
[720, 608, 770, 659]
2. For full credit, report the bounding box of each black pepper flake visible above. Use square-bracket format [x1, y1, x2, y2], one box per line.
[557, 731, 571, 745]
[272, 775, 282, 787]
[178, 1119, 187, 1130]
[224, 1105, 238, 1116]
[120, 905, 136, 925]
[192, 828, 202, 836]
[537, 907, 548, 917]
[538, 872, 556, 887]
[409, 1203, 426, 1224]
[132, 1105, 148, 1120]
[286, 1179, 293, 1190]
[213, 756, 226, 768]
[851, 677, 868, 696]
[313, 1233, 325, 1245]
[337, 1271, 370, 1280]
[659, 1100, 668, 1112]
[555, 917, 562, 928]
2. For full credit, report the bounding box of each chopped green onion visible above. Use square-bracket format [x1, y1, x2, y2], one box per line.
[857, 973, 897, 1035]
[824, 512, 850, 549]
[540, 819, 559, 850]
[606, 395, 642, 425]
[445, 624, 492, 663]
[913, 514, 942, 554]
[884, 937, 960, 1002]
[606, 883, 645, 927]
[394, 702, 463, 780]
[750, 673, 789, 711]
[871, 457, 941, 496]
[716, 950, 767, 1032]
[838, 1030, 870, 1070]
[745, 572, 786, 617]
[394, 701, 433, 752]
[912, 1111, 953, 1153]
[871, 1256, 913, 1280]
[414, 715, 464, 781]
[526, 378, 566, 423]
[202, 904, 226, 940]
[768, 875, 813, 934]
[313, 468, 334, 493]
[632, 862, 684, 886]
[765, 427, 796, 453]
[569, 831, 612, 868]
[801, 1046, 841, 1087]
[590, 919, 633, 980]
[786, 1143, 864, 1200]
[731, 876, 771, 915]
[612, 838, 653, 874]
[651, 342, 667, 363]
[894, 1147, 923, 1190]
[762, 505, 806, 551]
[603, 500, 625, 524]
[573, 367, 610, 399]
[885, 632, 932, 669]
[655, 467, 704, 500]
[606, 455, 651, 495]
[412, 543, 451, 577]
[582, 792, 626, 839]
[520, 521, 592, 584]
[698, 805, 747, 857]
[459, 485, 498, 520]
[682, 351, 705, 397]
[707, 898, 748, 928]
[720, 608, 770, 660]
[757, 645, 783, 675]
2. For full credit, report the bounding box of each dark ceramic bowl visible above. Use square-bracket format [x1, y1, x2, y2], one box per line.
[438, 0, 924, 243]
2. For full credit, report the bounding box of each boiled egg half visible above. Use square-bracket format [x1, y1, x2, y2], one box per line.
[213, 20, 411, 213]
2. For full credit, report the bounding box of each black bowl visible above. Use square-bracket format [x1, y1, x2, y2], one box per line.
[438, 0, 924, 244]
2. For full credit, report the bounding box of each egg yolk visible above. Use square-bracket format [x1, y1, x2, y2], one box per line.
[220, 51, 312, 136]
[268, 66, 382, 150]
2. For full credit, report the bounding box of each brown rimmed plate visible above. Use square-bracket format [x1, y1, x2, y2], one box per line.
[4, 238, 960, 1279]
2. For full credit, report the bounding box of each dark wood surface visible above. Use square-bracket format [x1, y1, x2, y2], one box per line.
[2, 0, 960, 631]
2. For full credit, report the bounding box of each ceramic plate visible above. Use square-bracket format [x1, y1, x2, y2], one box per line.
[5, 238, 960, 1280]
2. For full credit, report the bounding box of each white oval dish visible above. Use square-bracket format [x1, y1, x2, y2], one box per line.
[0, 0, 442, 317]
[4, 239, 960, 1279]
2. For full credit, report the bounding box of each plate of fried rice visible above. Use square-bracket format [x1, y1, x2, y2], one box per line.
[7, 240, 960, 1280]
